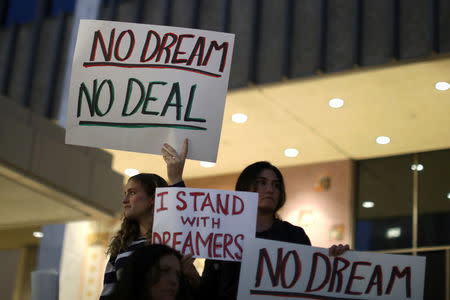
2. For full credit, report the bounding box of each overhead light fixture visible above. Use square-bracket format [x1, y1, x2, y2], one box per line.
[328, 98, 344, 108]
[435, 81, 450, 91]
[410, 164, 424, 171]
[362, 201, 374, 208]
[447, 193, 450, 200]
[231, 113, 248, 123]
[386, 227, 401, 239]
[284, 148, 299, 157]
[200, 161, 215, 168]
[125, 168, 139, 176]
[33, 231, 44, 238]
[376, 136, 390, 145]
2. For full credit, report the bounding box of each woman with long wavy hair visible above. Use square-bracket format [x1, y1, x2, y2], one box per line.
[99, 139, 199, 299]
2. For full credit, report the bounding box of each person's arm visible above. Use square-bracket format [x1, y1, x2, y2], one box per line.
[161, 138, 188, 185]
[181, 253, 201, 288]
[99, 257, 117, 299]
[197, 259, 221, 300]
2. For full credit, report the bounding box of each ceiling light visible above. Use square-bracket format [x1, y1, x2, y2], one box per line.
[376, 136, 390, 145]
[200, 161, 215, 168]
[435, 81, 450, 91]
[386, 227, 401, 239]
[33, 231, 44, 238]
[328, 98, 344, 108]
[232, 113, 248, 123]
[125, 168, 139, 176]
[362, 201, 374, 208]
[411, 164, 424, 171]
[447, 193, 450, 200]
[284, 148, 299, 157]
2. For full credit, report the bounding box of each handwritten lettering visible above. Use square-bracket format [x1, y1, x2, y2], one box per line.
[87, 28, 229, 75]
[175, 191, 244, 215]
[153, 231, 244, 260]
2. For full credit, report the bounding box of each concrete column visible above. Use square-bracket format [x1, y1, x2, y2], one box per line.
[36, 224, 66, 271]
[58, 0, 102, 127]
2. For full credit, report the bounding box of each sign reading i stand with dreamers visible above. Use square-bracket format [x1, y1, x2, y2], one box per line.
[237, 238, 426, 300]
[65, 20, 235, 162]
[152, 187, 258, 261]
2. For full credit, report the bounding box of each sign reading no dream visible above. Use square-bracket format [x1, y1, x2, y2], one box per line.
[66, 19, 235, 162]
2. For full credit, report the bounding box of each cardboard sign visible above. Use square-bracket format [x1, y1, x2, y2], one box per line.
[65, 20, 235, 162]
[152, 187, 258, 261]
[237, 238, 426, 300]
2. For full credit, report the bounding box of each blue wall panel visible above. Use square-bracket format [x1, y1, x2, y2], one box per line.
[289, 0, 323, 78]
[398, 0, 433, 59]
[228, 0, 255, 88]
[253, 0, 288, 84]
[142, 0, 168, 26]
[438, 0, 450, 53]
[324, 0, 357, 72]
[197, 0, 224, 32]
[360, 0, 394, 66]
[5, 0, 38, 26]
[170, 0, 196, 28]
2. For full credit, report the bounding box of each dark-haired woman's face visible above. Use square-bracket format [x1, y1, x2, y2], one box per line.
[254, 169, 281, 213]
[150, 254, 181, 300]
[122, 179, 153, 219]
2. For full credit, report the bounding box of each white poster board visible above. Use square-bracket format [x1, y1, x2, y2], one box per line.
[65, 20, 235, 162]
[237, 238, 426, 300]
[152, 187, 258, 261]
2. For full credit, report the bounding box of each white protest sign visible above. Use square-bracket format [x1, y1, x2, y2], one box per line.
[65, 20, 235, 162]
[237, 238, 425, 300]
[152, 187, 258, 261]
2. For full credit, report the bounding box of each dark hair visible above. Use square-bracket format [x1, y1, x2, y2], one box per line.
[111, 244, 183, 300]
[235, 161, 286, 216]
[107, 173, 169, 258]
[130, 173, 169, 197]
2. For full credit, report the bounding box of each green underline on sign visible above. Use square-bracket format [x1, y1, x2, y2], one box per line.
[79, 121, 207, 130]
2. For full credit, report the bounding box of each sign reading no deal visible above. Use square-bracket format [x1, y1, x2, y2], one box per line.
[237, 238, 426, 300]
[152, 187, 258, 261]
[65, 20, 235, 162]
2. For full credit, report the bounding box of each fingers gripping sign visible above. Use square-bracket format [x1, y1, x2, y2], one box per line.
[328, 244, 350, 256]
[162, 138, 188, 184]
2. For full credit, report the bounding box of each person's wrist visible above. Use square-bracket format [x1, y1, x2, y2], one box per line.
[169, 177, 183, 185]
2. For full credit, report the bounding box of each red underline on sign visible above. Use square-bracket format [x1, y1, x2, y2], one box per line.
[79, 121, 207, 131]
[249, 290, 366, 300]
[82, 62, 222, 78]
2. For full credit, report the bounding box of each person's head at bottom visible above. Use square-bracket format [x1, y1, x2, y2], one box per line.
[111, 244, 183, 300]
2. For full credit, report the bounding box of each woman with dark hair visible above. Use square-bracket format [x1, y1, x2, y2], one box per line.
[235, 161, 292, 234]
[200, 161, 349, 300]
[110, 244, 187, 300]
[100, 139, 200, 299]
